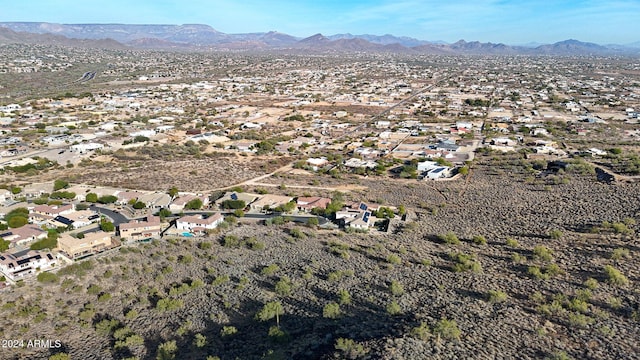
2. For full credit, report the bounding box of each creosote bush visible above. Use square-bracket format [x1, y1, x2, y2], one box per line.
[604, 265, 629, 286]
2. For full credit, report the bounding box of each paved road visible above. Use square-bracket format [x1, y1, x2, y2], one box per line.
[88, 205, 131, 226]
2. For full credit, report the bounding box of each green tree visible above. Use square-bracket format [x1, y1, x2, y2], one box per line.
[221, 200, 245, 210]
[168, 187, 179, 198]
[98, 195, 118, 204]
[256, 301, 284, 328]
[158, 208, 172, 218]
[85, 193, 98, 203]
[184, 198, 203, 210]
[132, 201, 146, 209]
[53, 179, 69, 191]
[0, 237, 9, 252]
[8, 216, 28, 228]
[100, 219, 115, 232]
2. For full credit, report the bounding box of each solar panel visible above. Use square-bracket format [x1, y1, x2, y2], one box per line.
[363, 211, 370, 223]
[231, 193, 238, 200]
[54, 216, 74, 225]
[359, 203, 368, 211]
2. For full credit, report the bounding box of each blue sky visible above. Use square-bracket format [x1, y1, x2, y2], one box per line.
[1, 0, 639, 44]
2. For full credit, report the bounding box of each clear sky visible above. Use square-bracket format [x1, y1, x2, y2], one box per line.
[1, 0, 639, 45]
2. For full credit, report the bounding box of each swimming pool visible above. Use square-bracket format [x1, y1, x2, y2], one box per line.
[182, 232, 194, 237]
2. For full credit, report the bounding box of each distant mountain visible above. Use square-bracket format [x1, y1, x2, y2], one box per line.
[625, 41, 640, 48]
[534, 39, 611, 55]
[0, 26, 125, 49]
[1, 22, 638, 55]
[0, 22, 228, 45]
[327, 33, 429, 47]
[297, 33, 331, 46]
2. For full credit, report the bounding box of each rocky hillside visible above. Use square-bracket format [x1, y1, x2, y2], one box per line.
[0, 162, 638, 360]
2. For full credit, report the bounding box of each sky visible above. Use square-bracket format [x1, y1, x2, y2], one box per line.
[1, 0, 639, 45]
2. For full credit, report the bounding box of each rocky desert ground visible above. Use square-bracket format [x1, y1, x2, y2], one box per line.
[1, 154, 638, 360]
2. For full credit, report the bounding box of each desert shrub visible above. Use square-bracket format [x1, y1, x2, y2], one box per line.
[439, 231, 460, 245]
[548, 229, 563, 239]
[611, 247, 630, 260]
[386, 301, 402, 315]
[261, 264, 280, 276]
[268, 326, 289, 343]
[36, 272, 59, 284]
[193, 333, 207, 348]
[584, 278, 599, 290]
[387, 254, 402, 265]
[274, 277, 292, 296]
[604, 265, 629, 286]
[533, 246, 553, 262]
[335, 338, 366, 359]
[220, 326, 237, 337]
[410, 322, 431, 341]
[323, 302, 342, 319]
[389, 281, 404, 296]
[505, 237, 519, 247]
[449, 252, 482, 273]
[433, 318, 461, 341]
[472, 235, 487, 245]
[338, 289, 351, 305]
[486, 290, 508, 303]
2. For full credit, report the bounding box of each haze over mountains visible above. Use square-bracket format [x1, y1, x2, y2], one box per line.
[0, 22, 639, 55]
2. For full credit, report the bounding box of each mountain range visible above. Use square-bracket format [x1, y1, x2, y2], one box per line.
[0, 22, 639, 55]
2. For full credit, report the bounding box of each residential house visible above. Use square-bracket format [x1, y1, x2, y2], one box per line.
[346, 211, 372, 230]
[344, 158, 377, 169]
[296, 197, 332, 212]
[116, 191, 142, 205]
[31, 204, 74, 222]
[70, 142, 104, 153]
[215, 192, 259, 209]
[137, 192, 172, 210]
[530, 128, 549, 137]
[0, 189, 12, 204]
[425, 167, 453, 180]
[306, 157, 329, 171]
[250, 194, 294, 212]
[51, 210, 100, 229]
[0, 225, 48, 248]
[119, 216, 161, 241]
[0, 249, 56, 281]
[434, 141, 459, 152]
[417, 161, 439, 172]
[169, 194, 209, 212]
[176, 213, 224, 233]
[57, 231, 113, 259]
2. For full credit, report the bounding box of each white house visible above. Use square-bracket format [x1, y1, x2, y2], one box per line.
[129, 130, 156, 138]
[176, 213, 224, 232]
[70, 142, 104, 153]
[425, 167, 453, 180]
[306, 157, 329, 171]
[0, 249, 56, 281]
[417, 161, 439, 172]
